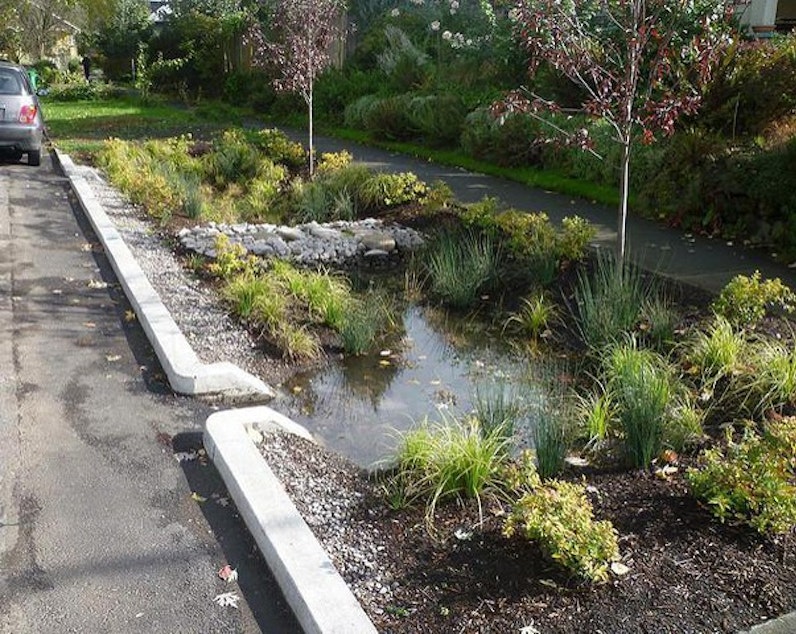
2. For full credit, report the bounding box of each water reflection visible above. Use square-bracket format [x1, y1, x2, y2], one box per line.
[275, 305, 528, 469]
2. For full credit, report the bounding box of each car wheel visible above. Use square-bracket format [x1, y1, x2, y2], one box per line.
[28, 149, 41, 166]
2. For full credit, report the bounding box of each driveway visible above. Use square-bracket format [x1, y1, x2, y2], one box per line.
[0, 155, 300, 633]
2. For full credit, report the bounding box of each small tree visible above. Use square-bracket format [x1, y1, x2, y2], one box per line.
[502, 0, 736, 262]
[250, 0, 346, 177]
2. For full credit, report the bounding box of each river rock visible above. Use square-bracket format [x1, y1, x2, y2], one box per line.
[360, 232, 396, 252]
[277, 226, 305, 242]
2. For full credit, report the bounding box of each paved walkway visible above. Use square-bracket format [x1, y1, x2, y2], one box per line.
[291, 129, 796, 295]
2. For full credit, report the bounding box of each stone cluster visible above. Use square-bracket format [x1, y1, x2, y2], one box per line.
[177, 219, 424, 268]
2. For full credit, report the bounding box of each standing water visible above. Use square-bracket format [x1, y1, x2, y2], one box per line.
[275, 305, 531, 468]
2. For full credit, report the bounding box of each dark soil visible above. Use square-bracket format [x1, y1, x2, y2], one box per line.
[270, 434, 796, 634]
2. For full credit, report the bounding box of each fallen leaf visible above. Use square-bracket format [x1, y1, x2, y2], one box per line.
[379, 350, 392, 357]
[191, 492, 207, 503]
[454, 528, 473, 541]
[379, 360, 391, 367]
[213, 592, 240, 608]
[291, 385, 302, 394]
[105, 354, 121, 362]
[87, 280, 108, 289]
[174, 451, 198, 463]
[611, 561, 631, 576]
[218, 565, 238, 583]
[519, 625, 541, 634]
[52, 289, 63, 295]
[83, 322, 96, 329]
[124, 310, 136, 322]
[80, 243, 93, 252]
[216, 497, 230, 507]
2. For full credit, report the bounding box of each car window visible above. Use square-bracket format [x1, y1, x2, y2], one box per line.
[0, 70, 23, 95]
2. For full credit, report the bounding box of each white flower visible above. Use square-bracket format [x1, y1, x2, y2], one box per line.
[450, 0, 459, 8]
[465, 38, 473, 46]
[450, 7, 457, 14]
[442, 30, 452, 40]
[390, 8, 400, 17]
[410, 0, 424, 4]
[508, 7, 520, 21]
[430, 20, 440, 31]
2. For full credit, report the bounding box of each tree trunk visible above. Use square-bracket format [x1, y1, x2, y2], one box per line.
[308, 90, 314, 179]
[616, 134, 631, 265]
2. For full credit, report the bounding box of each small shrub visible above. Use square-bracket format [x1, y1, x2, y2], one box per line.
[250, 128, 306, 169]
[504, 459, 620, 583]
[532, 401, 569, 480]
[208, 235, 255, 280]
[317, 150, 353, 173]
[687, 420, 796, 535]
[203, 129, 261, 189]
[712, 271, 796, 327]
[557, 216, 596, 262]
[359, 171, 428, 211]
[664, 404, 704, 453]
[294, 181, 333, 223]
[364, 95, 417, 141]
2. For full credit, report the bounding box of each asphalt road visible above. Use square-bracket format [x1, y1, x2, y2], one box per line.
[0, 154, 300, 633]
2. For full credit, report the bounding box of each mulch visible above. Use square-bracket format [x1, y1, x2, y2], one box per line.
[353, 465, 796, 634]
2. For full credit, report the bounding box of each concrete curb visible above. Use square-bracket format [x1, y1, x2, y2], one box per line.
[55, 149, 275, 402]
[204, 407, 378, 634]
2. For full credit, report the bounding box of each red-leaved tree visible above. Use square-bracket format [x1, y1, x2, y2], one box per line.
[249, 0, 345, 177]
[502, 0, 738, 262]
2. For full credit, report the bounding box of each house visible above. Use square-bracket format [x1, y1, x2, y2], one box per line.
[741, 0, 796, 35]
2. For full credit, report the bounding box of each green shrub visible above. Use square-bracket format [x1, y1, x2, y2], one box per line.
[359, 171, 428, 211]
[364, 94, 417, 141]
[557, 216, 596, 262]
[343, 94, 381, 129]
[222, 272, 270, 319]
[406, 94, 468, 148]
[712, 271, 796, 327]
[208, 234, 256, 280]
[687, 419, 796, 535]
[460, 108, 548, 167]
[504, 459, 619, 583]
[249, 128, 306, 170]
[203, 129, 261, 189]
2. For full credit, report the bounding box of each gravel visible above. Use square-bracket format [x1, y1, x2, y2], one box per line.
[75, 165, 392, 621]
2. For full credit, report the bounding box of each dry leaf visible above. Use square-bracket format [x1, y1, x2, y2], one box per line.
[105, 354, 121, 362]
[174, 451, 198, 463]
[191, 492, 207, 503]
[87, 280, 108, 289]
[125, 310, 136, 322]
[213, 592, 240, 608]
[83, 322, 96, 329]
[611, 562, 631, 576]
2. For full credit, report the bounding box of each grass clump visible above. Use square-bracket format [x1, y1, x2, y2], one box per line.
[749, 339, 796, 412]
[340, 299, 382, 355]
[687, 419, 796, 535]
[503, 292, 558, 344]
[572, 251, 653, 352]
[604, 340, 678, 468]
[473, 380, 525, 440]
[503, 454, 619, 583]
[688, 316, 747, 381]
[387, 415, 512, 526]
[424, 229, 502, 310]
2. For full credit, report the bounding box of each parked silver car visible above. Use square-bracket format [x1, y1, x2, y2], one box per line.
[0, 61, 45, 166]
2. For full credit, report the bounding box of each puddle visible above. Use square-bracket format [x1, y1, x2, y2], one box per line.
[275, 305, 532, 469]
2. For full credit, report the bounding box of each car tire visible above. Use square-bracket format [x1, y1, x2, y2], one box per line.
[28, 149, 41, 166]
